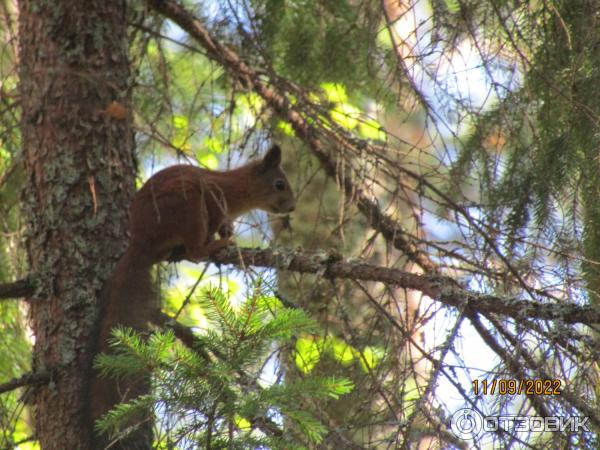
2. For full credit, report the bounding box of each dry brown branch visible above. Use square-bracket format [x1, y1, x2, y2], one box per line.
[3, 247, 600, 325]
[0, 371, 49, 395]
[0, 278, 32, 299]
[207, 247, 600, 325]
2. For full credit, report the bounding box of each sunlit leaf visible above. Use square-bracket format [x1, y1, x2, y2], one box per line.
[198, 153, 219, 169]
[277, 120, 295, 136]
[321, 82, 348, 104]
[330, 103, 361, 129]
[329, 337, 355, 366]
[322, 377, 354, 399]
[239, 92, 264, 111]
[204, 136, 224, 153]
[358, 346, 385, 371]
[173, 115, 189, 129]
[235, 414, 252, 430]
[295, 336, 321, 373]
[358, 118, 386, 141]
[260, 295, 284, 311]
[17, 441, 40, 450]
[402, 376, 422, 405]
[172, 133, 192, 154]
[445, 0, 461, 14]
[0, 146, 10, 169]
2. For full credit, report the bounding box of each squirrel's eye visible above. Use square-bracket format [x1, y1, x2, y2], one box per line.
[274, 179, 286, 191]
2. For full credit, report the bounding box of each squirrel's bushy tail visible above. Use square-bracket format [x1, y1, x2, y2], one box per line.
[88, 246, 156, 449]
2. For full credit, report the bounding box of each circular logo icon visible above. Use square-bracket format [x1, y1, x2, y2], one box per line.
[451, 408, 483, 440]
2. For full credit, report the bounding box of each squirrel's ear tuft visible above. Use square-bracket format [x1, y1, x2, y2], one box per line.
[263, 144, 282, 169]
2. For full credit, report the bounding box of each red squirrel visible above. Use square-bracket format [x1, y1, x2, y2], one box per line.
[89, 145, 295, 448]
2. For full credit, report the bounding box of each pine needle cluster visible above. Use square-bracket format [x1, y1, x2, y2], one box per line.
[94, 285, 354, 448]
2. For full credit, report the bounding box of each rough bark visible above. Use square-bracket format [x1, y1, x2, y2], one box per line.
[18, 1, 134, 448]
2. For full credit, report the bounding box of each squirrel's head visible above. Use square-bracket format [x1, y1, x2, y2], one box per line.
[251, 144, 296, 214]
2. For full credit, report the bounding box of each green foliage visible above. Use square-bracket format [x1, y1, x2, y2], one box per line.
[133, 37, 230, 168]
[0, 22, 31, 445]
[95, 394, 156, 438]
[446, 1, 600, 301]
[295, 335, 384, 374]
[95, 285, 353, 447]
[0, 325, 33, 448]
[254, 0, 381, 91]
[319, 82, 387, 141]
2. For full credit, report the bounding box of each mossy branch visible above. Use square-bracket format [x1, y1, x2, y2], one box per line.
[3, 246, 600, 325]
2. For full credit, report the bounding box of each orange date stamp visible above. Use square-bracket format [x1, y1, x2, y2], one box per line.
[472, 378, 562, 396]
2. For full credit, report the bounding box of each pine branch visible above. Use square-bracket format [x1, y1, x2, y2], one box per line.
[150, 312, 285, 440]
[207, 246, 600, 325]
[151, 310, 210, 359]
[0, 371, 50, 395]
[4, 248, 600, 325]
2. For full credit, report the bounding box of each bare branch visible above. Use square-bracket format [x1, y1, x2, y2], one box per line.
[0, 278, 32, 299]
[5, 249, 600, 325]
[0, 371, 49, 395]
[208, 246, 600, 326]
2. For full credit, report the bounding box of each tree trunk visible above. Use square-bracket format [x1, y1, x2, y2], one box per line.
[18, 1, 134, 448]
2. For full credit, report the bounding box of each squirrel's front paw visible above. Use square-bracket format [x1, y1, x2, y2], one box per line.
[183, 239, 234, 262]
[182, 244, 207, 263]
[206, 238, 234, 256]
